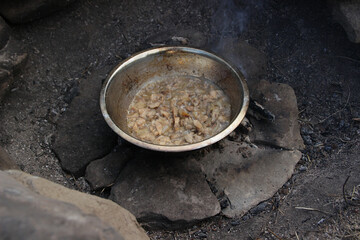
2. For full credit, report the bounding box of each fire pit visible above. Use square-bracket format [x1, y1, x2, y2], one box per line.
[100, 47, 249, 152]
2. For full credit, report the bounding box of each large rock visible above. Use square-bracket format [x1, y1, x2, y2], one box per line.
[6, 170, 149, 240]
[110, 155, 221, 229]
[0, 146, 19, 170]
[52, 68, 118, 176]
[0, 170, 124, 240]
[0, 0, 76, 24]
[85, 146, 133, 190]
[331, 0, 360, 43]
[248, 80, 305, 150]
[199, 140, 302, 218]
[211, 38, 267, 90]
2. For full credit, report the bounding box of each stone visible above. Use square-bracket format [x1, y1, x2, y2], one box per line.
[0, 16, 10, 50]
[331, 0, 360, 43]
[0, 0, 76, 24]
[0, 40, 28, 74]
[199, 140, 302, 218]
[210, 38, 267, 90]
[110, 155, 221, 229]
[85, 146, 133, 190]
[0, 37, 28, 102]
[249, 202, 268, 215]
[0, 146, 19, 170]
[52, 68, 118, 176]
[248, 80, 305, 150]
[0, 170, 124, 240]
[6, 170, 149, 240]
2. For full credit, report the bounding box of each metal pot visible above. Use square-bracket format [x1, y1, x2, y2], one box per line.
[100, 47, 249, 152]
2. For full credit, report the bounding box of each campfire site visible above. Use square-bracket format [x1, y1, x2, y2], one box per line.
[0, 0, 359, 239]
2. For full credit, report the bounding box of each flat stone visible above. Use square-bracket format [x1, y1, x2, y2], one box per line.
[199, 139, 302, 218]
[248, 80, 305, 150]
[6, 170, 149, 240]
[110, 155, 221, 230]
[331, 0, 360, 43]
[210, 38, 267, 90]
[0, 146, 19, 170]
[0, 16, 10, 50]
[85, 146, 133, 190]
[0, 0, 76, 24]
[52, 68, 118, 176]
[0, 170, 124, 240]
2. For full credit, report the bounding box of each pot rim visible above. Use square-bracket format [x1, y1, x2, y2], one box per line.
[100, 46, 249, 152]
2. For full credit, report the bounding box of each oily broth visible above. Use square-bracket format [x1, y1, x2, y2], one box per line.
[126, 76, 231, 145]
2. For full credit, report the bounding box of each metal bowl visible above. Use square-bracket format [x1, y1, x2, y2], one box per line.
[100, 47, 249, 152]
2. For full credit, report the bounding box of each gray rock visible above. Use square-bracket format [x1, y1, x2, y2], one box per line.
[6, 170, 149, 240]
[85, 146, 133, 190]
[52, 68, 118, 176]
[210, 38, 267, 90]
[299, 165, 307, 172]
[110, 155, 221, 229]
[331, 0, 360, 43]
[0, 146, 19, 170]
[249, 202, 268, 215]
[0, 171, 124, 240]
[0, 16, 10, 50]
[0, 38, 28, 74]
[248, 80, 305, 150]
[199, 140, 302, 218]
[0, 37, 27, 102]
[0, 0, 76, 24]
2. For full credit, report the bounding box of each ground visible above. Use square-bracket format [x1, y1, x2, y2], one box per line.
[0, 0, 359, 239]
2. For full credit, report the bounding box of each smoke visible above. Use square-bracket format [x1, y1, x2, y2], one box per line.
[209, 0, 264, 87]
[210, 0, 263, 53]
[211, 0, 247, 38]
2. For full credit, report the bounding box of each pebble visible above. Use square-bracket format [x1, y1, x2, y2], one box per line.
[302, 135, 312, 145]
[317, 218, 325, 225]
[301, 126, 313, 135]
[324, 145, 332, 152]
[230, 219, 241, 226]
[299, 165, 307, 172]
[250, 202, 268, 215]
[196, 232, 207, 239]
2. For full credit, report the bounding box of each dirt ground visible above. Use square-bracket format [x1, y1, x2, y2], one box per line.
[0, 0, 359, 239]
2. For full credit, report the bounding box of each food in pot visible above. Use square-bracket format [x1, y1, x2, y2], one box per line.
[126, 76, 231, 145]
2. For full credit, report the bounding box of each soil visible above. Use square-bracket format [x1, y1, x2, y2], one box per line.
[0, 0, 359, 239]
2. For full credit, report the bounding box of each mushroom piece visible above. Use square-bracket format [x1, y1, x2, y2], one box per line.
[126, 77, 231, 145]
